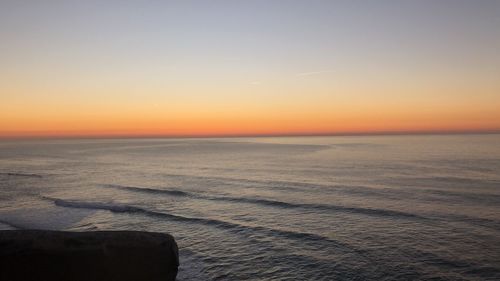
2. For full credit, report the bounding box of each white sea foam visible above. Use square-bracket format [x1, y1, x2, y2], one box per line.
[0, 206, 95, 230]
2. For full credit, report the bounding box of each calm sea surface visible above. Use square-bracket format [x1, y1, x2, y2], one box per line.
[1, 135, 499, 280]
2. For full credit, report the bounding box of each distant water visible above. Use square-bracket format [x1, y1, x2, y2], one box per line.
[1, 135, 500, 280]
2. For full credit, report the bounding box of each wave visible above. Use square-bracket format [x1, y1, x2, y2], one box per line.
[151, 172, 448, 203]
[220, 197, 426, 220]
[153, 172, 352, 193]
[0, 172, 43, 178]
[103, 184, 427, 220]
[107, 185, 500, 230]
[49, 197, 144, 213]
[104, 184, 189, 197]
[45, 196, 353, 249]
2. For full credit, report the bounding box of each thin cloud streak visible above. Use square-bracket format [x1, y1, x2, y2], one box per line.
[295, 71, 331, 77]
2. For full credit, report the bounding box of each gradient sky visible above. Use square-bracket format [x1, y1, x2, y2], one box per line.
[1, 0, 499, 138]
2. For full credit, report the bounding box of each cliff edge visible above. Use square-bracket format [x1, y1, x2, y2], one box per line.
[0, 230, 179, 281]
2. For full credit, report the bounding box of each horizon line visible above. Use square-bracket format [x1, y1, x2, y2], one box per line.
[1, 129, 499, 141]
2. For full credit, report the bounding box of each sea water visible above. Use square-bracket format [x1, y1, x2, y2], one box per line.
[1, 135, 499, 280]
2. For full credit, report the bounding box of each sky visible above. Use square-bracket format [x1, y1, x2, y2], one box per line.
[1, 0, 499, 138]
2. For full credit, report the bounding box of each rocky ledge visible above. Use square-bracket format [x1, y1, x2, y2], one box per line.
[0, 230, 179, 281]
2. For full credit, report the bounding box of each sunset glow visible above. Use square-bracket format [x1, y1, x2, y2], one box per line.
[1, 1, 499, 138]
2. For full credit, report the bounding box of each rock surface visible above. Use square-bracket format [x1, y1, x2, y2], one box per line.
[0, 230, 179, 281]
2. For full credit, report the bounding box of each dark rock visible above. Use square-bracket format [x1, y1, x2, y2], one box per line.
[0, 230, 179, 281]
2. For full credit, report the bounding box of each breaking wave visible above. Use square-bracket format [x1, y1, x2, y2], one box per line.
[44, 196, 354, 249]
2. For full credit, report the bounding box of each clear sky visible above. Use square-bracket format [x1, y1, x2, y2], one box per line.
[1, 0, 499, 138]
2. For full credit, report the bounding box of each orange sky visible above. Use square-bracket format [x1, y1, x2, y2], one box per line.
[1, 1, 499, 138]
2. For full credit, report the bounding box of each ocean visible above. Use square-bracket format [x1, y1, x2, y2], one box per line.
[0, 134, 499, 280]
